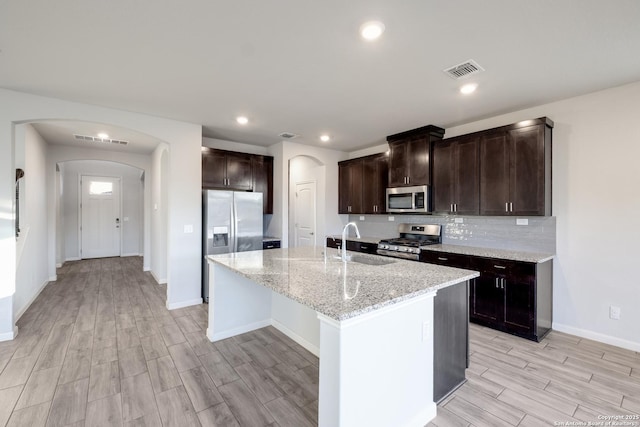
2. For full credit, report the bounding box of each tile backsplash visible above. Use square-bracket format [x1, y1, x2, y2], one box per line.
[347, 215, 556, 254]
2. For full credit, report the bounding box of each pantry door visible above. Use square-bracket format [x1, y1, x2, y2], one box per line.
[80, 176, 121, 258]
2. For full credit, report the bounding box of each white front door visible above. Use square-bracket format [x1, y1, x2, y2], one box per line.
[294, 181, 316, 247]
[81, 176, 121, 259]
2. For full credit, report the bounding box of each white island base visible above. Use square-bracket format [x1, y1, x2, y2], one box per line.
[206, 262, 437, 427]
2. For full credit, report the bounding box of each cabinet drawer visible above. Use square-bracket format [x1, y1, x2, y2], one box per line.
[326, 238, 342, 249]
[262, 241, 281, 250]
[469, 257, 535, 280]
[420, 251, 471, 268]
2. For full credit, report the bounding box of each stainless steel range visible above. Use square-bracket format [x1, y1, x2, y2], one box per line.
[377, 224, 442, 260]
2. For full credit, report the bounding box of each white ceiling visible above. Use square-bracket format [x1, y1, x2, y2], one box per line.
[2, 1, 640, 151]
[31, 121, 162, 155]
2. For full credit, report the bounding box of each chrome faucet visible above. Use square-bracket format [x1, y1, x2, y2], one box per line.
[341, 222, 361, 262]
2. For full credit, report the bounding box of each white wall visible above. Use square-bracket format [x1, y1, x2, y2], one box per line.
[288, 156, 325, 247]
[268, 141, 348, 247]
[14, 124, 49, 322]
[441, 81, 640, 351]
[203, 137, 269, 155]
[0, 88, 202, 340]
[150, 144, 169, 284]
[60, 160, 144, 260]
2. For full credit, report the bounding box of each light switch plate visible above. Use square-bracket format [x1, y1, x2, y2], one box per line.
[388, 216, 395, 222]
[124, 217, 129, 222]
[516, 218, 529, 226]
[184, 224, 194, 234]
[454, 218, 464, 224]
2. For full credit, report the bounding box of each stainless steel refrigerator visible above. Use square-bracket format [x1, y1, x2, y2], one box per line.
[202, 190, 263, 302]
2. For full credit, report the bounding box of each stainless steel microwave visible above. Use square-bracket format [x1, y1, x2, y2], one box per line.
[386, 185, 430, 213]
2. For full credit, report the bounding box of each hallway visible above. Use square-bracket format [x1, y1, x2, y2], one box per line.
[0, 257, 319, 426]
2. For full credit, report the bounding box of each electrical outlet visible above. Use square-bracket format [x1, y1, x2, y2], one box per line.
[454, 217, 464, 224]
[359, 216, 365, 221]
[516, 218, 529, 226]
[388, 216, 395, 222]
[610, 305, 621, 320]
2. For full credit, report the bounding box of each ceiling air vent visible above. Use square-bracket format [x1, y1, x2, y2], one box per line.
[443, 59, 485, 80]
[278, 132, 299, 139]
[73, 134, 129, 145]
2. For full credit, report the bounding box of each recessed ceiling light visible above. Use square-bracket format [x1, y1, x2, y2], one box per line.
[460, 83, 478, 95]
[360, 21, 385, 41]
[97, 132, 109, 139]
[236, 116, 249, 125]
[320, 135, 331, 143]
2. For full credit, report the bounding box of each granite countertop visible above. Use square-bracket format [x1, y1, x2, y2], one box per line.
[328, 235, 554, 264]
[207, 246, 478, 321]
[326, 235, 383, 245]
[421, 244, 554, 263]
[262, 236, 281, 242]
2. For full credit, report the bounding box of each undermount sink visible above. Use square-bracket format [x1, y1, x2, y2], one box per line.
[349, 255, 396, 266]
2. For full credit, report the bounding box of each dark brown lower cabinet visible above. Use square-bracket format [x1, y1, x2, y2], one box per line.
[421, 250, 552, 342]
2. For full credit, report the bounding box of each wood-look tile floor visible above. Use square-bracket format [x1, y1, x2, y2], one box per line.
[1, 257, 639, 426]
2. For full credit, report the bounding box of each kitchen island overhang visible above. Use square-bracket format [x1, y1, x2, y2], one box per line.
[206, 246, 478, 427]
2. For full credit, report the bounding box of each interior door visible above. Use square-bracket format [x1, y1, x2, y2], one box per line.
[294, 181, 316, 247]
[81, 176, 121, 259]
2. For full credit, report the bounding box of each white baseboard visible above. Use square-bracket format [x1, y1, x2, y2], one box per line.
[0, 326, 19, 342]
[56, 263, 62, 268]
[166, 298, 203, 311]
[406, 403, 437, 427]
[48, 275, 57, 282]
[65, 257, 81, 262]
[207, 319, 272, 342]
[271, 319, 320, 357]
[15, 279, 51, 322]
[553, 322, 640, 352]
[150, 270, 167, 285]
[121, 253, 141, 257]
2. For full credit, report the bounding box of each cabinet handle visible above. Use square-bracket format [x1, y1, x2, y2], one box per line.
[505, 202, 509, 212]
[510, 202, 513, 212]
[361, 245, 368, 250]
[495, 278, 499, 288]
[407, 176, 410, 184]
[494, 265, 506, 269]
[454, 203, 458, 213]
[348, 206, 351, 213]
[501, 278, 505, 289]
[450, 204, 453, 212]
[437, 257, 448, 261]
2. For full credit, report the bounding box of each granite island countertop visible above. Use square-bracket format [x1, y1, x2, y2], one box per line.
[207, 246, 478, 321]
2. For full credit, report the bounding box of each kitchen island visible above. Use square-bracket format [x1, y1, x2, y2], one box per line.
[206, 246, 478, 427]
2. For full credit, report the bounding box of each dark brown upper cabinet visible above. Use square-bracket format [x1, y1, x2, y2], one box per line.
[338, 153, 388, 214]
[202, 147, 274, 213]
[386, 125, 445, 187]
[202, 148, 252, 190]
[479, 118, 553, 216]
[338, 160, 363, 214]
[252, 155, 274, 214]
[432, 136, 480, 215]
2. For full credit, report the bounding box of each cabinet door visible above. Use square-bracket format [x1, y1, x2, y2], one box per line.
[407, 136, 430, 185]
[362, 154, 388, 214]
[470, 275, 503, 324]
[504, 279, 535, 335]
[388, 141, 408, 187]
[510, 125, 545, 215]
[480, 132, 510, 215]
[202, 149, 227, 189]
[455, 138, 480, 215]
[338, 163, 351, 214]
[252, 156, 273, 214]
[226, 153, 253, 190]
[349, 161, 363, 213]
[432, 140, 454, 213]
